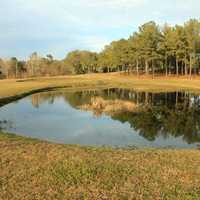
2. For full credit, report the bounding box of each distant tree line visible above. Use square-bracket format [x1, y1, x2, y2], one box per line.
[0, 53, 70, 79]
[0, 19, 200, 79]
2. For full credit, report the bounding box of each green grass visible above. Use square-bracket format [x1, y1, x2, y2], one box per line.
[0, 132, 200, 199]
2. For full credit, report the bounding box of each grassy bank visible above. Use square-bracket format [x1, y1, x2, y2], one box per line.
[1, 73, 200, 106]
[0, 132, 200, 199]
[1, 74, 200, 199]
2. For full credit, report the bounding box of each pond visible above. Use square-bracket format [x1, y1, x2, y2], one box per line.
[1, 88, 200, 148]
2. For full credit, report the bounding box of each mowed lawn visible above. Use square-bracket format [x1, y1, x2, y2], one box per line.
[1, 73, 200, 99]
[0, 133, 200, 200]
[1, 74, 200, 199]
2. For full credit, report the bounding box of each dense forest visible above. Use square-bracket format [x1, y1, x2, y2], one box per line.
[0, 19, 200, 79]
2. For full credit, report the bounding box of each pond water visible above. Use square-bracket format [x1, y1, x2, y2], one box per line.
[1, 88, 200, 148]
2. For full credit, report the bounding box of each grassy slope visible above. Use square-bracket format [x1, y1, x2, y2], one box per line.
[1, 132, 200, 200]
[1, 74, 200, 199]
[1, 73, 200, 99]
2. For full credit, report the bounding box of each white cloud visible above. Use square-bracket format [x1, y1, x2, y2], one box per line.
[78, 36, 110, 52]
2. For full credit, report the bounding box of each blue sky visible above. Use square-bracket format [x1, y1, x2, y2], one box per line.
[0, 0, 199, 59]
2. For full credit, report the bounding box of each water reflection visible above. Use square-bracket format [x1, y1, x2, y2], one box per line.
[29, 89, 200, 145]
[0, 120, 12, 130]
[1, 88, 200, 147]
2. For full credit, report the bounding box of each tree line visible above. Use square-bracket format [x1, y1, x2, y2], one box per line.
[0, 53, 70, 79]
[0, 19, 200, 79]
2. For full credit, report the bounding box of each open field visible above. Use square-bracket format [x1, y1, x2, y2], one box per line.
[0, 132, 200, 200]
[1, 73, 200, 106]
[1, 74, 200, 199]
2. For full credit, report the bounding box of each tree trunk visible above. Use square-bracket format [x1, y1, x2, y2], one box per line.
[136, 59, 139, 76]
[127, 66, 130, 74]
[169, 59, 172, 75]
[184, 54, 187, 76]
[165, 56, 168, 77]
[181, 61, 184, 76]
[176, 57, 179, 76]
[152, 60, 155, 79]
[145, 60, 149, 75]
[189, 54, 192, 78]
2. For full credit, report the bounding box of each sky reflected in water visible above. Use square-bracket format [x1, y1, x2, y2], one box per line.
[0, 88, 200, 148]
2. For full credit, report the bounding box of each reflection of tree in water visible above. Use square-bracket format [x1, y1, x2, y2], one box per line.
[112, 104, 200, 144]
[30, 88, 200, 144]
[0, 120, 13, 131]
[31, 92, 56, 108]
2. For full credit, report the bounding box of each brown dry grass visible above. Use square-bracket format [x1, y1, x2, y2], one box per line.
[0, 133, 200, 200]
[1, 74, 200, 199]
[79, 97, 138, 116]
[1, 73, 200, 100]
